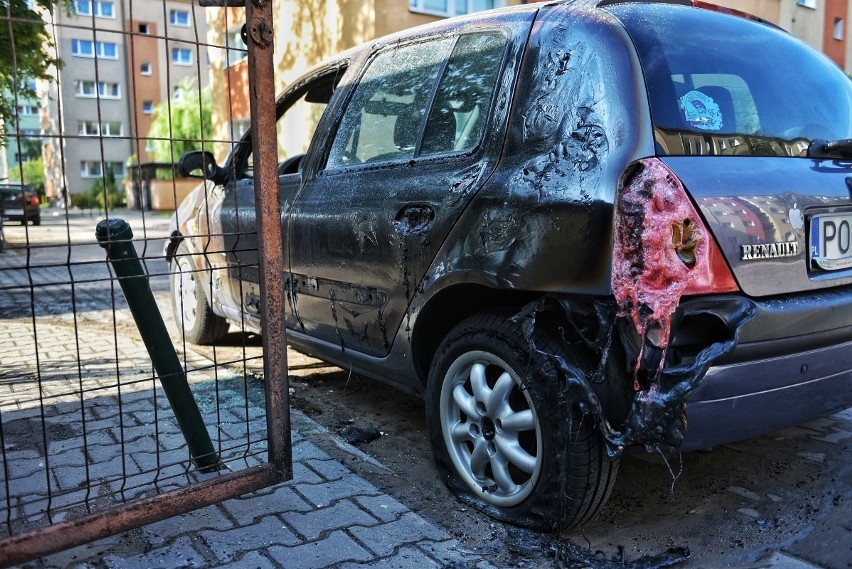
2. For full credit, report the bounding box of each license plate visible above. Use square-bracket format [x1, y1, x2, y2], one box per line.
[810, 212, 852, 271]
[3, 209, 23, 217]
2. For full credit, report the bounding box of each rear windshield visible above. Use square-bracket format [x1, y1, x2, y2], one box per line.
[609, 4, 852, 157]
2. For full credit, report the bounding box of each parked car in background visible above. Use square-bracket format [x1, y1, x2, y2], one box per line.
[167, 0, 852, 531]
[0, 184, 41, 226]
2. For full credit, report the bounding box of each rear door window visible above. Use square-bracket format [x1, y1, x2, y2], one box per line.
[326, 31, 506, 168]
[327, 38, 454, 167]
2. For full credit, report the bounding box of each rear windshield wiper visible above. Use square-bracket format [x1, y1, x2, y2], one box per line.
[807, 138, 852, 159]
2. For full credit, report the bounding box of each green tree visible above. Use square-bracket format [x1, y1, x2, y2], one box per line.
[147, 79, 213, 165]
[1, 0, 67, 142]
[89, 163, 123, 210]
[7, 156, 45, 197]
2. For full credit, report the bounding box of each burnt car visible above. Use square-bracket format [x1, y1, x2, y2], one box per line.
[168, 0, 852, 530]
[0, 184, 40, 226]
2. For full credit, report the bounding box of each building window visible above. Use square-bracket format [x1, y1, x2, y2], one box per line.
[16, 104, 38, 116]
[78, 121, 122, 137]
[80, 161, 102, 177]
[145, 140, 155, 152]
[408, 0, 503, 16]
[74, 81, 98, 98]
[74, 80, 121, 98]
[81, 161, 125, 178]
[98, 41, 117, 59]
[78, 120, 99, 136]
[75, 80, 96, 96]
[835, 18, 844, 40]
[171, 48, 192, 66]
[142, 101, 154, 114]
[71, 39, 118, 59]
[138, 23, 149, 34]
[169, 9, 190, 26]
[96, 1, 113, 17]
[796, 0, 817, 8]
[74, 0, 114, 17]
[140, 62, 152, 75]
[71, 39, 94, 57]
[225, 26, 247, 67]
[100, 82, 120, 98]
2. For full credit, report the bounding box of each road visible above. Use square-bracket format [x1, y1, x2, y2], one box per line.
[1, 208, 850, 568]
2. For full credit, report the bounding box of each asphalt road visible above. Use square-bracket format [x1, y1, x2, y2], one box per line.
[2, 208, 850, 568]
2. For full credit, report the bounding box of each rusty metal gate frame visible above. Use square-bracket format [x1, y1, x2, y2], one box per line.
[0, 0, 290, 564]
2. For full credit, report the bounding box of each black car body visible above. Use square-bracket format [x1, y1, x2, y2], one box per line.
[168, 0, 852, 530]
[0, 184, 40, 226]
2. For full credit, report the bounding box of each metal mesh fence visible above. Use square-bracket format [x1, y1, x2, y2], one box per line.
[0, 0, 286, 559]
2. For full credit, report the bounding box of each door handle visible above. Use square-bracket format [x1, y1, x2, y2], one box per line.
[395, 204, 435, 234]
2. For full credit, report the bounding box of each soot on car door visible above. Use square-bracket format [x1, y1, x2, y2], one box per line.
[288, 32, 510, 357]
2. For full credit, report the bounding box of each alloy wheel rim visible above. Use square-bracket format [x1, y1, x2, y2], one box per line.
[439, 350, 542, 507]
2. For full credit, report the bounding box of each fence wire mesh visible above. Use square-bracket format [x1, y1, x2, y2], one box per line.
[0, 0, 286, 555]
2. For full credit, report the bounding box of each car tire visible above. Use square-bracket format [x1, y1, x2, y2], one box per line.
[32, 216, 40, 227]
[426, 310, 618, 531]
[170, 241, 229, 344]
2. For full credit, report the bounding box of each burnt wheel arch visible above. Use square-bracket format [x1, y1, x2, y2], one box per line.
[410, 285, 534, 388]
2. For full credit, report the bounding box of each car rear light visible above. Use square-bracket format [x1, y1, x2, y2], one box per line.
[612, 158, 739, 350]
[29, 196, 39, 206]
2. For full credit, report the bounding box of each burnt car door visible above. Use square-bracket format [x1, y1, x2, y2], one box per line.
[217, 65, 346, 328]
[288, 21, 529, 356]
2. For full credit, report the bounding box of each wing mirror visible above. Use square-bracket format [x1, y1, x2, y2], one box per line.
[178, 151, 226, 185]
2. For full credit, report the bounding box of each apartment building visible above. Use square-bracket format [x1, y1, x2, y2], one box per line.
[41, 0, 209, 199]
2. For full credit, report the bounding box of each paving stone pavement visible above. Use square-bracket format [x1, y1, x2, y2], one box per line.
[0, 220, 494, 568]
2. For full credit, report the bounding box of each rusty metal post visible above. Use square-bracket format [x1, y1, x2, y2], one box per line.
[244, 0, 292, 478]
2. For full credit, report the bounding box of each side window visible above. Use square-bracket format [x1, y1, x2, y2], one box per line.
[422, 32, 506, 156]
[242, 71, 342, 177]
[327, 32, 506, 169]
[327, 38, 454, 167]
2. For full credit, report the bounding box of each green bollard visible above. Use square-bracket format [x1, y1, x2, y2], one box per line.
[96, 218, 220, 471]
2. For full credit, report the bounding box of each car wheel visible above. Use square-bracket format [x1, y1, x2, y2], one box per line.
[32, 216, 41, 226]
[170, 241, 229, 344]
[426, 310, 618, 531]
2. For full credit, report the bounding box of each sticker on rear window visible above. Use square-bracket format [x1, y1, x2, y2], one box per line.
[680, 91, 722, 131]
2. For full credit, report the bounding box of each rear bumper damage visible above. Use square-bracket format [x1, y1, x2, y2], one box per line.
[677, 289, 852, 450]
[518, 287, 852, 457]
